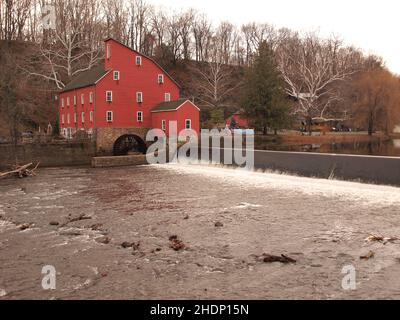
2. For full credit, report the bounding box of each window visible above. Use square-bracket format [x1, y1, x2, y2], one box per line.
[164, 93, 171, 102]
[89, 92, 94, 103]
[136, 92, 143, 103]
[81, 94, 84, 104]
[74, 113, 77, 123]
[185, 119, 192, 129]
[113, 71, 120, 81]
[106, 91, 113, 102]
[67, 97, 70, 106]
[158, 74, 164, 84]
[137, 111, 143, 122]
[73, 95, 77, 105]
[61, 98, 64, 108]
[106, 44, 111, 59]
[81, 112, 85, 123]
[106, 111, 113, 122]
[90, 111, 93, 122]
[61, 114, 65, 124]
[67, 114, 70, 124]
[136, 56, 142, 65]
[162, 120, 166, 131]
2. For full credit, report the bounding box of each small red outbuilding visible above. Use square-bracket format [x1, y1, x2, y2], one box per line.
[151, 99, 200, 135]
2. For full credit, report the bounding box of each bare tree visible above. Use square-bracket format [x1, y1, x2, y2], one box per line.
[192, 13, 212, 62]
[23, 0, 104, 89]
[189, 36, 242, 110]
[177, 9, 195, 60]
[127, 0, 152, 52]
[276, 32, 358, 133]
[0, 0, 33, 41]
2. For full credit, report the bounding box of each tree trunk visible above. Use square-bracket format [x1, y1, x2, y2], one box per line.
[368, 112, 374, 136]
[306, 116, 312, 136]
[263, 126, 268, 135]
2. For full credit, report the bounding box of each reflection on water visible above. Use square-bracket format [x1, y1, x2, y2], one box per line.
[259, 139, 400, 157]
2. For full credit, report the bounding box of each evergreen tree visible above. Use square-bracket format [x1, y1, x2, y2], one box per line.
[230, 117, 237, 129]
[241, 41, 289, 135]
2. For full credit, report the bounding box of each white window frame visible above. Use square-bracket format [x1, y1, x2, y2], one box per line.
[81, 112, 85, 123]
[74, 113, 77, 123]
[162, 120, 166, 131]
[106, 111, 113, 122]
[67, 97, 70, 106]
[113, 71, 120, 81]
[158, 74, 164, 84]
[136, 56, 142, 65]
[61, 114, 65, 124]
[73, 95, 77, 105]
[136, 92, 143, 103]
[90, 111, 93, 122]
[137, 111, 143, 123]
[89, 92, 93, 104]
[185, 119, 192, 129]
[67, 113, 70, 124]
[61, 98, 64, 108]
[81, 94, 84, 104]
[164, 92, 171, 102]
[106, 91, 113, 102]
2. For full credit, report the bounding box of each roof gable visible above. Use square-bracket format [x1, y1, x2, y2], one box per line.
[151, 99, 200, 113]
[104, 38, 181, 89]
[61, 65, 109, 93]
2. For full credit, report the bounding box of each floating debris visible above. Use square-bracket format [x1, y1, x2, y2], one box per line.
[18, 223, 34, 231]
[360, 251, 375, 260]
[121, 241, 140, 250]
[169, 235, 185, 251]
[365, 235, 399, 244]
[96, 237, 111, 245]
[215, 221, 224, 228]
[49, 221, 60, 226]
[256, 253, 297, 264]
[68, 214, 92, 223]
[0, 163, 40, 180]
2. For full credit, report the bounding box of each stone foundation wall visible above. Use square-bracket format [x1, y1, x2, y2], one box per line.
[95, 127, 150, 155]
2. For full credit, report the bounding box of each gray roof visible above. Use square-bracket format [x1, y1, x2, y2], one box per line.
[61, 66, 108, 93]
[151, 99, 188, 112]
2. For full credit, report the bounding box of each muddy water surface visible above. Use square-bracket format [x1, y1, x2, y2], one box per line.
[1, 165, 400, 299]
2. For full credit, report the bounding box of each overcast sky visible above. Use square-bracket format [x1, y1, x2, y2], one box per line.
[150, 0, 400, 74]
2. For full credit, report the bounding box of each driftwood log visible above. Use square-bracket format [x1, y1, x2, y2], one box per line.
[0, 163, 40, 179]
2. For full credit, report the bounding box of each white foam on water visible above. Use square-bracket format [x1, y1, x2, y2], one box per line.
[155, 164, 400, 207]
[0, 220, 16, 233]
[231, 203, 262, 209]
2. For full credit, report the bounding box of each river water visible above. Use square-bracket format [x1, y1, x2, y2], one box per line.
[1, 164, 400, 299]
[260, 139, 400, 157]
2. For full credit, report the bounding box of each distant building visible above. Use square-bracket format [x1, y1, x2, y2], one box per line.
[226, 110, 249, 129]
